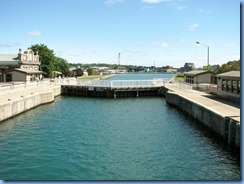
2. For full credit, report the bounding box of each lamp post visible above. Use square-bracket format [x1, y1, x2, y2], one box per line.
[196, 41, 209, 66]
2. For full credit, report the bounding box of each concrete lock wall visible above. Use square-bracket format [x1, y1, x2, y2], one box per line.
[0, 86, 61, 122]
[165, 91, 239, 147]
[0, 102, 12, 121]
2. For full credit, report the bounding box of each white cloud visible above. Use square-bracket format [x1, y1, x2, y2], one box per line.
[27, 31, 42, 36]
[179, 38, 185, 44]
[0, 43, 12, 48]
[188, 23, 199, 31]
[198, 9, 213, 14]
[232, 54, 240, 61]
[124, 50, 146, 56]
[70, 54, 80, 57]
[142, 0, 187, 11]
[198, 9, 204, 13]
[142, 0, 161, 3]
[224, 43, 234, 47]
[105, 0, 124, 5]
[176, 5, 187, 11]
[55, 51, 64, 57]
[153, 41, 169, 48]
[140, 5, 154, 9]
[142, 0, 173, 3]
[162, 42, 169, 48]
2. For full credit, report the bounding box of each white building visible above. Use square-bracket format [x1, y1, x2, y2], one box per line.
[0, 49, 45, 82]
[216, 71, 240, 100]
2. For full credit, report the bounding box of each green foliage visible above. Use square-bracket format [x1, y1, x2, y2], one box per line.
[54, 57, 70, 75]
[215, 60, 240, 74]
[175, 73, 184, 82]
[87, 68, 94, 76]
[203, 65, 212, 71]
[29, 44, 55, 77]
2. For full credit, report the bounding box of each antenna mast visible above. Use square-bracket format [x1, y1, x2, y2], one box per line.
[118, 53, 120, 66]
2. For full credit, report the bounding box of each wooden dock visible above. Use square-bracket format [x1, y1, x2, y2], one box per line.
[61, 85, 162, 98]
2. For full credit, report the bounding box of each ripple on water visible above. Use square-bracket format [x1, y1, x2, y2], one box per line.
[0, 96, 240, 180]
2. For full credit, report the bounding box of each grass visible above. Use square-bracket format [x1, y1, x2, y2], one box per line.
[175, 76, 184, 82]
[77, 75, 102, 80]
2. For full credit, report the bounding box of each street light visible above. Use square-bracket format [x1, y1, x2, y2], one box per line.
[196, 41, 209, 66]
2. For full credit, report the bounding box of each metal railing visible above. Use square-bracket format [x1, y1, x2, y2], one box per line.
[59, 78, 168, 88]
[170, 81, 218, 93]
[0, 78, 168, 96]
[171, 82, 193, 90]
[0, 80, 54, 96]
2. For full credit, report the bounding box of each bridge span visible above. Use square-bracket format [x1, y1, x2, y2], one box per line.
[60, 78, 168, 98]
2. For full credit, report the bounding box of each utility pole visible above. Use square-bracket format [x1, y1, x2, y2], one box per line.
[118, 53, 120, 66]
[196, 41, 209, 66]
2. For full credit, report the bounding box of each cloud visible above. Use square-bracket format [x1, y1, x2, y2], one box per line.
[124, 50, 146, 56]
[70, 54, 80, 57]
[141, 0, 173, 3]
[224, 43, 234, 47]
[198, 9, 213, 14]
[0, 43, 12, 48]
[188, 23, 199, 31]
[140, 5, 154, 9]
[27, 31, 42, 36]
[162, 42, 169, 48]
[153, 41, 169, 48]
[141, 0, 187, 11]
[176, 5, 187, 11]
[105, 0, 124, 5]
[142, 0, 162, 3]
[232, 54, 240, 60]
[0, 42, 21, 48]
[55, 51, 64, 57]
[179, 38, 185, 44]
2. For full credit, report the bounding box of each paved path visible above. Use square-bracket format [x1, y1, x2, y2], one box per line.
[165, 83, 240, 122]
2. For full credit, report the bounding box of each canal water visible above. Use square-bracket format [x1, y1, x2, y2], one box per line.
[0, 74, 240, 180]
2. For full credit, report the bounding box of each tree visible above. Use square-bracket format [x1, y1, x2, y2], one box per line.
[29, 44, 55, 77]
[215, 60, 240, 74]
[203, 65, 212, 71]
[87, 68, 94, 75]
[54, 57, 70, 75]
[75, 68, 84, 77]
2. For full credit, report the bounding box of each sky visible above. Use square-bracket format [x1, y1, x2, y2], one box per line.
[0, 0, 240, 68]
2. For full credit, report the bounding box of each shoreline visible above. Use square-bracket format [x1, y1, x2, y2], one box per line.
[78, 74, 115, 81]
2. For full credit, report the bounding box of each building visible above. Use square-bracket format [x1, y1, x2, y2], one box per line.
[0, 49, 44, 82]
[161, 65, 178, 73]
[180, 62, 195, 72]
[184, 70, 212, 84]
[216, 71, 240, 100]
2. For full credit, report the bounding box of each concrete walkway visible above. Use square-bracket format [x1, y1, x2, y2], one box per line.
[165, 83, 240, 122]
[0, 84, 58, 105]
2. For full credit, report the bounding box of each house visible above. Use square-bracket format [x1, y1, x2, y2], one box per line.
[184, 70, 212, 84]
[161, 65, 178, 73]
[0, 49, 45, 82]
[216, 71, 240, 99]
